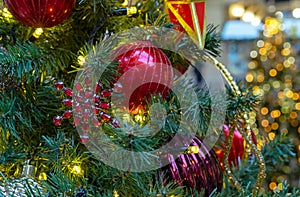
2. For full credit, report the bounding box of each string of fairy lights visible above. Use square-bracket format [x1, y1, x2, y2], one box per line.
[246, 16, 300, 191]
[1, 0, 299, 194]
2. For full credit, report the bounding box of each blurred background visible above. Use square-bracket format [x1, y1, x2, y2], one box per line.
[207, 0, 300, 79]
[207, 0, 300, 189]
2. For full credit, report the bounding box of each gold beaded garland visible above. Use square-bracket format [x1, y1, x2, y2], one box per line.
[203, 53, 266, 195]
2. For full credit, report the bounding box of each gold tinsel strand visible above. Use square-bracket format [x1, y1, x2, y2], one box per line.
[202, 53, 266, 195]
[240, 114, 267, 195]
[223, 124, 243, 191]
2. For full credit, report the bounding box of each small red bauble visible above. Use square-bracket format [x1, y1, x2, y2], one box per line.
[4, 0, 76, 28]
[215, 124, 257, 168]
[113, 40, 173, 113]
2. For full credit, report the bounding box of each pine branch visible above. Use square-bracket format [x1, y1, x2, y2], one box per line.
[204, 24, 222, 57]
[226, 83, 259, 119]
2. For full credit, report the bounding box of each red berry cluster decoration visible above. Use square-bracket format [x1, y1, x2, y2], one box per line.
[53, 79, 120, 143]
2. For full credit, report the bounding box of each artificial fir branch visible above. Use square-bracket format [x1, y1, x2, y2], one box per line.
[226, 83, 259, 119]
[204, 24, 222, 58]
[220, 133, 300, 196]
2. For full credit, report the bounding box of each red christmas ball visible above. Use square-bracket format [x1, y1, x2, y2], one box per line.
[4, 0, 76, 28]
[215, 124, 257, 168]
[163, 136, 223, 196]
[113, 40, 173, 114]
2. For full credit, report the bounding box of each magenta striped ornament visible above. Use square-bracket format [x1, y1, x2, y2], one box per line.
[163, 135, 223, 196]
[4, 0, 76, 28]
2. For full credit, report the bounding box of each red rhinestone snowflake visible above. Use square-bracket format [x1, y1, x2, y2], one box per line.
[53, 79, 120, 143]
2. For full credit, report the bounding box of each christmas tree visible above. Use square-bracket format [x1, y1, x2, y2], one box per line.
[0, 0, 299, 196]
[246, 15, 300, 191]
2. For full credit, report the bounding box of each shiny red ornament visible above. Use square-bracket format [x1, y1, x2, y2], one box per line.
[215, 124, 257, 168]
[163, 135, 223, 196]
[4, 0, 76, 28]
[113, 40, 173, 113]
